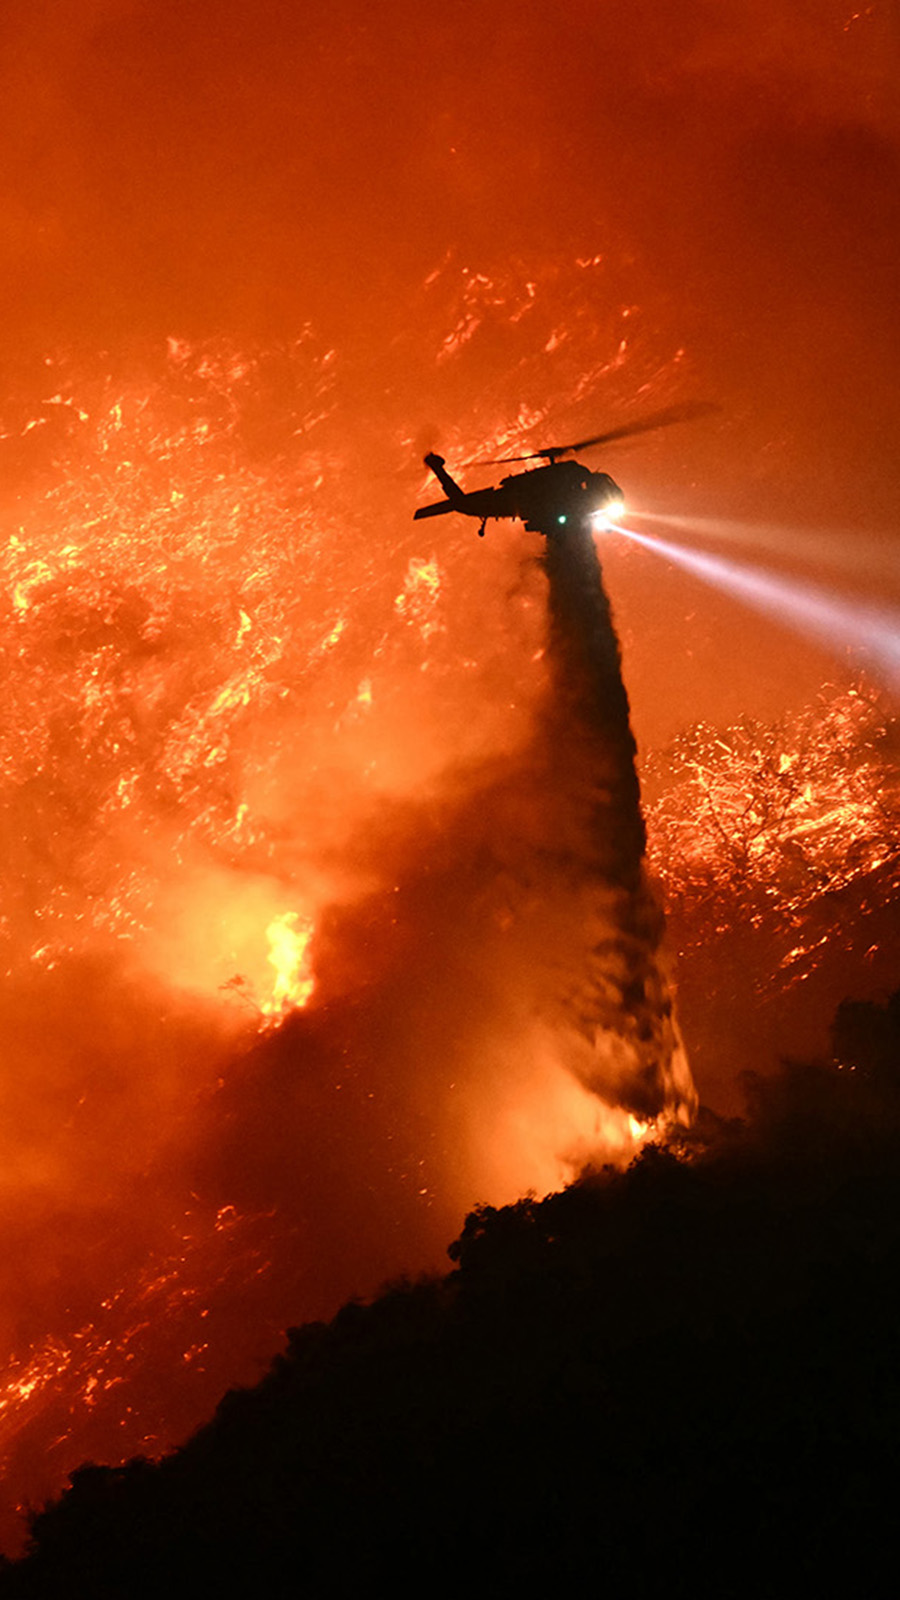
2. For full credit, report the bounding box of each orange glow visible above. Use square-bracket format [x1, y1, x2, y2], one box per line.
[0, 0, 896, 1560]
[0, 340, 700, 1550]
[395, 557, 443, 637]
[0, 332, 893, 1549]
[262, 913, 315, 1017]
[465, 1048, 665, 1206]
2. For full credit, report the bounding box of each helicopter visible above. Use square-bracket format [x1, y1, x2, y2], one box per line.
[413, 402, 716, 537]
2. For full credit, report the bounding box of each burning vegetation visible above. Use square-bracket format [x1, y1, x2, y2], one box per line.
[643, 685, 900, 1105]
[0, 334, 896, 1554]
[646, 683, 899, 947]
[0, 335, 701, 1546]
[0, 1, 896, 1569]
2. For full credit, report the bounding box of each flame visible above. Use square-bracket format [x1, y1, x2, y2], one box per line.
[262, 912, 315, 1017]
[394, 556, 443, 637]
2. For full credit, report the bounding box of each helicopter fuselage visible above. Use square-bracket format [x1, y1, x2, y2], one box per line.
[414, 454, 624, 535]
[413, 403, 717, 535]
[494, 460, 623, 532]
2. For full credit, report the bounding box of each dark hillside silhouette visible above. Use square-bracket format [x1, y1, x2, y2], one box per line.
[3, 990, 900, 1598]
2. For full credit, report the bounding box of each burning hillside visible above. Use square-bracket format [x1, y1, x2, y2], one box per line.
[0, 331, 699, 1548]
[0, 0, 896, 1564]
[644, 684, 900, 1106]
[0, 333, 895, 1549]
[646, 684, 899, 937]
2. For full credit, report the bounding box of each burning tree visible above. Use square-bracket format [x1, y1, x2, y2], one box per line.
[641, 682, 900, 1105]
[644, 683, 900, 942]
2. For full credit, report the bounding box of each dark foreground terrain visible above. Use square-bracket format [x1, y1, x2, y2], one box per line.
[3, 992, 900, 1600]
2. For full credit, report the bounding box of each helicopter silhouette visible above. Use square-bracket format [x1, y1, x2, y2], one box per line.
[413, 402, 716, 537]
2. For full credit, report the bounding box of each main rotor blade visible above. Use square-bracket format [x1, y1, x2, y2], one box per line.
[567, 400, 720, 454]
[470, 401, 719, 466]
[471, 445, 565, 465]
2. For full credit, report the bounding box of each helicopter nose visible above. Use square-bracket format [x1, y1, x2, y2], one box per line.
[591, 497, 626, 530]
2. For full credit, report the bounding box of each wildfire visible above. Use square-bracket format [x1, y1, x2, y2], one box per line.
[1, 299, 869, 1556]
[262, 912, 315, 1017]
[0, 329, 622, 1547]
[394, 556, 443, 637]
[645, 686, 899, 924]
[644, 684, 900, 999]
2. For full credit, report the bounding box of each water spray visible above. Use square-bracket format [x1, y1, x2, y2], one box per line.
[537, 521, 695, 1125]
